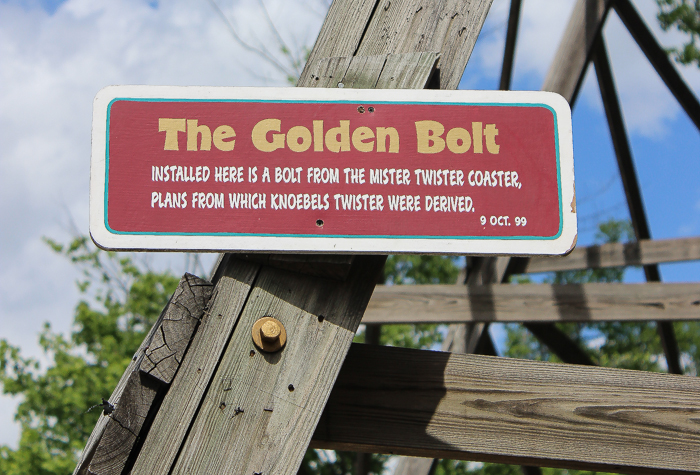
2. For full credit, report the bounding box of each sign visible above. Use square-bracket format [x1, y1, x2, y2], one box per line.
[90, 86, 576, 255]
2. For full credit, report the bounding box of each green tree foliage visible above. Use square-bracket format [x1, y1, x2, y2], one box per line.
[502, 218, 663, 371]
[0, 237, 179, 474]
[384, 255, 460, 285]
[4, 223, 698, 475]
[656, 0, 700, 68]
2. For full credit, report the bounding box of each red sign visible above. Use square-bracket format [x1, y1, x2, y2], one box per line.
[90, 86, 576, 255]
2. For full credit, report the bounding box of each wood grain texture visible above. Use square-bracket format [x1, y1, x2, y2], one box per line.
[526, 236, 700, 273]
[74, 321, 160, 475]
[301, 56, 353, 88]
[363, 282, 700, 324]
[231, 253, 355, 281]
[134, 3, 489, 473]
[541, 0, 611, 103]
[355, 0, 493, 90]
[299, 0, 492, 90]
[130, 259, 260, 475]
[312, 343, 700, 474]
[340, 54, 388, 88]
[300, 0, 379, 76]
[169, 256, 386, 475]
[375, 52, 439, 89]
[75, 273, 213, 475]
[140, 274, 213, 383]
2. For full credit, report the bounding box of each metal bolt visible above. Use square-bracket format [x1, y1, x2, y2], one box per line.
[251, 317, 287, 353]
[260, 320, 281, 343]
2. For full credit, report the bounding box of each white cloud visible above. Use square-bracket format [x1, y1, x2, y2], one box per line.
[0, 0, 324, 448]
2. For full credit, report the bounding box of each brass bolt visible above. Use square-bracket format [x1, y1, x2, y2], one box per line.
[260, 320, 281, 342]
[252, 317, 287, 353]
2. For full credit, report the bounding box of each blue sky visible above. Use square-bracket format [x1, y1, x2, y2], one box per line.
[0, 0, 699, 448]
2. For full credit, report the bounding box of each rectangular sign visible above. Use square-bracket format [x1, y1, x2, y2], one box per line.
[90, 86, 576, 255]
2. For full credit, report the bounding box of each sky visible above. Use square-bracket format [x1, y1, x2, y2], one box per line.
[1, 0, 699, 449]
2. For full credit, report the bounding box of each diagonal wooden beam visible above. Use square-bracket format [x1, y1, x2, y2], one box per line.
[592, 34, 682, 375]
[612, 0, 700, 131]
[499, 0, 523, 91]
[125, 2, 495, 475]
[311, 344, 700, 475]
[542, 0, 612, 104]
[363, 282, 700, 325]
[485, 0, 614, 367]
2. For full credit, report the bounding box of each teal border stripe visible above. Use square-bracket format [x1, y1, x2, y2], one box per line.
[104, 98, 564, 240]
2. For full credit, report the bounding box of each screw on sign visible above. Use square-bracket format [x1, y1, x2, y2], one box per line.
[90, 86, 576, 256]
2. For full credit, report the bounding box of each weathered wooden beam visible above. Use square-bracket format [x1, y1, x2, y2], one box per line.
[480, 0, 615, 368]
[301, 0, 492, 90]
[593, 35, 682, 375]
[612, 0, 700, 131]
[362, 282, 700, 324]
[526, 236, 700, 273]
[168, 256, 386, 475]
[74, 274, 213, 475]
[541, 0, 612, 104]
[131, 3, 494, 473]
[311, 344, 700, 475]
[129, 260, 259, 475]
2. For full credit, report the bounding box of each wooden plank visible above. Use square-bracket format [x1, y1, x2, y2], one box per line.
[613, 0, 700, 131]
[129, 260, 259, 475]
[526, 236, 700, 273]
[340, 54, 388, 88]
[133, 2, 490, 473]
[541, 0, 611, 104]
[74, 321, 160, 475]
[295, 55, 353, 87]
[300, 0, 379, 76]
[362, 282, 700, 324]
[354, 0, 493, 90]
[375, 52, 440, 89]
[74, 273, 212, 475]
[232, 253, 355, 282]
[311, 344, 700, 474]
[169, 256, 386, 475]
[140, 274, 213, 383]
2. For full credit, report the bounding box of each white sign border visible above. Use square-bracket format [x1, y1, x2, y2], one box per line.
[90, 86, 576, 256]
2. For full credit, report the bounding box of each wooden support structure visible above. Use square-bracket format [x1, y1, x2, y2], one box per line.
[74, 274, 213, 475]
[363, 282, 700, 325]
[526, 236, 700, 273]
[311, 344, 700, 475]
[592, 32, 682, 374]
[76, 1, 700, 474]
[77, 1, 496, 474]
[465, 0, 616, 372]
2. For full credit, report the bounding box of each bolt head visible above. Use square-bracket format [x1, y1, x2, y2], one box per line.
[251, 317, 287, 353]
[260, 320, 281, 342]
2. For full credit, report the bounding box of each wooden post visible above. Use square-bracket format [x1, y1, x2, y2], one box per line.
[88, 2, 495, 475]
